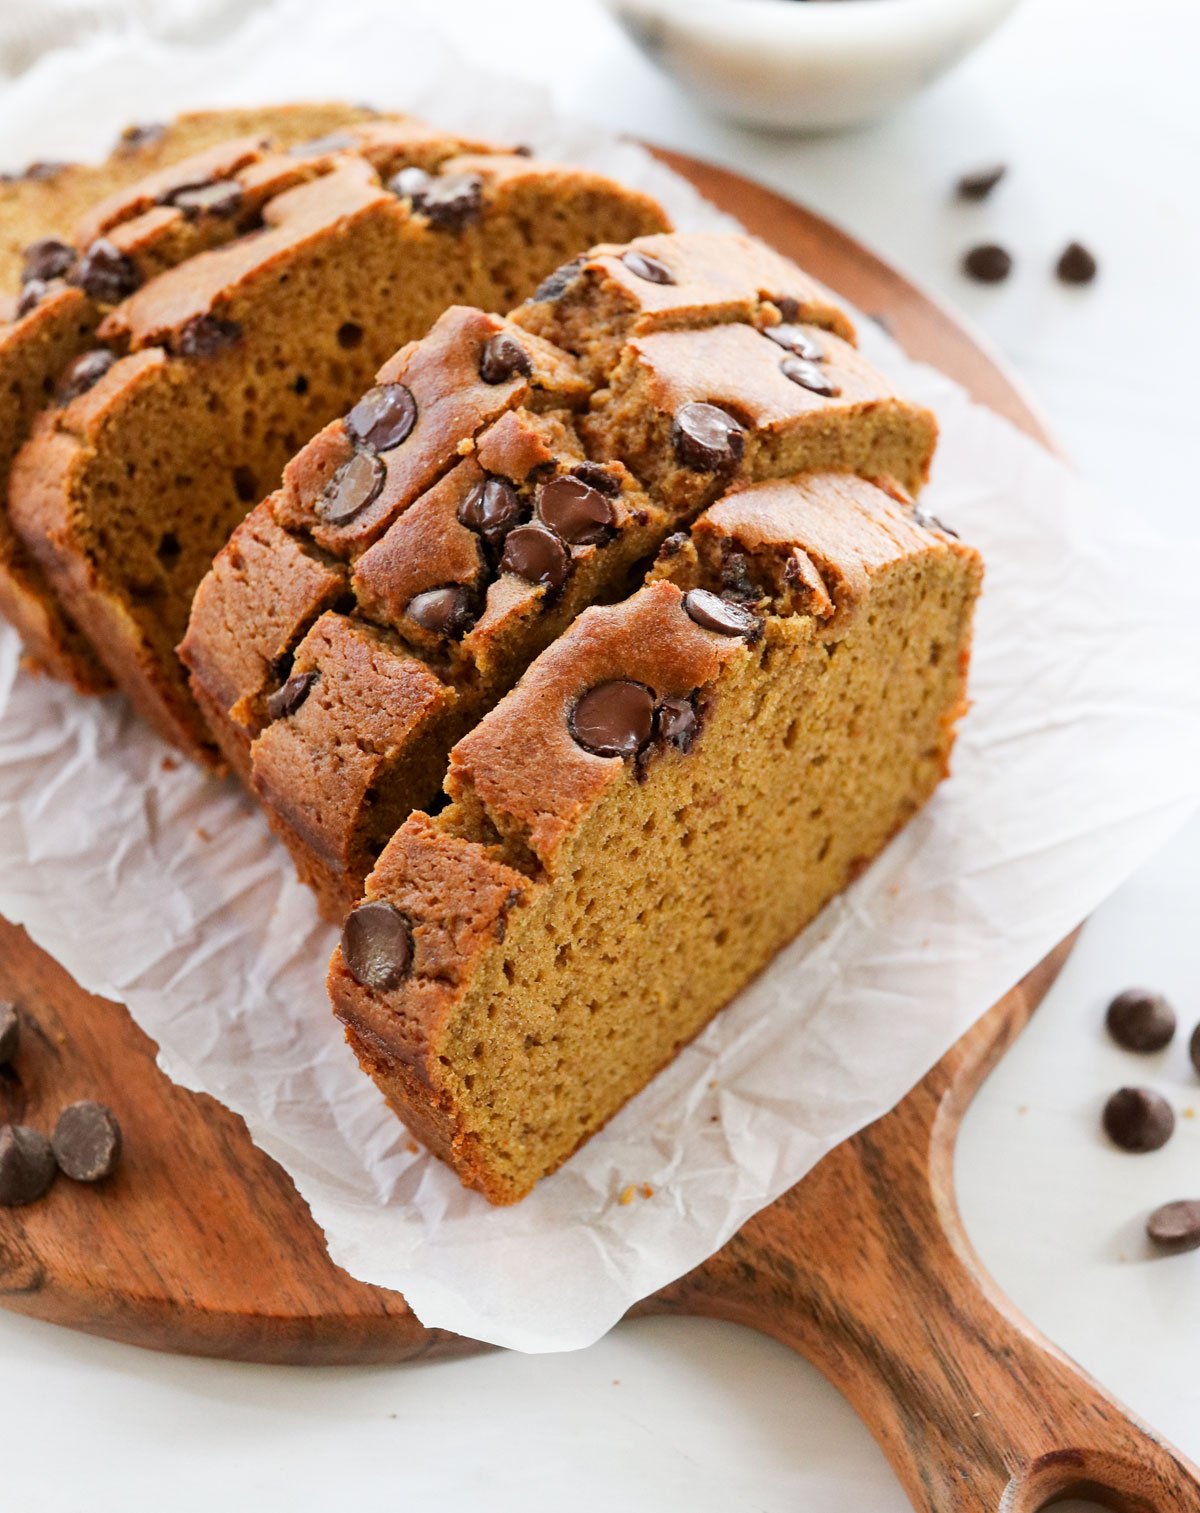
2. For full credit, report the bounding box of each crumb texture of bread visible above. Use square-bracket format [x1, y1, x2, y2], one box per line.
[329, 480, 982, 1203]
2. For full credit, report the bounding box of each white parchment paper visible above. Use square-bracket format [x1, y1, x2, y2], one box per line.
[1, 3, 1198, 1353]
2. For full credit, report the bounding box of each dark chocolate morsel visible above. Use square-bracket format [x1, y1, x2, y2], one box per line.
[72, 237, 140, 303]
[288, 130, 357, 157]
[956, 163, 1007, 201]
[22, 236, 76, 284]
[683, 588, 759, 639]
[1102, 1087, 1175, 1153]
[0, 1002, 18, 1065]
[500, 523, 569, 590]
[15, 279, 48, 319]
[458, 476, 521, 548]
[962, 243, 1013, 284]
[479, 332, 532, 385]
[621, 249, 675, 285]
[1146, 1200, 1200, 1254]
[407, 585, 474, 637]
[763, 323, 824, 361]
[1056, 241, 1098, 286]
[0, 1125, 56, 1207]
[569, 680, 655, 759]
[317, 448, 387, 526]
[176, 314, 242, 358]
[780, 355, 840, 397]
[166, 179, 245, 219]
[654, 695, 698, 752]
[265, 670, 317, 722]
[571, 461, 621, 496]
[345, 383, 417, 452]
[530, 256, 583, 303]
[55, 348, 117, 405]
[342, 901, 413, 992]
[1106, 989, 1176, 1053]
[671, 402, 745, 472]
[390, 168, 484, 232]
[536, 476, 616, 545]
[52, 1102, 123, 1183]
[1190, 1021, 1200, 1077]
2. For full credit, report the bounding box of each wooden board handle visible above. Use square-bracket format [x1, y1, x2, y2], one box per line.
[646, 940, 1200, 1511]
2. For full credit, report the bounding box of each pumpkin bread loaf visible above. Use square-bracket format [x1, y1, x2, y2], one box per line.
[327, 475, 981, 1203]
[0, 105, 384, 688]
[8, 130, 669, 758]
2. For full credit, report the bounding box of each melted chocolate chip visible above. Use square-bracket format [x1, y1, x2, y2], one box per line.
[780, 355, 840, 397]
[1147, 1200, 1200, 1254]
[654, 695, 698, 753]
[479, 332, 532, 385]
[962, 243, 1013, 284]
[390, 167, 484, 231]
[177, 313, 242, 358]
[671, 403, 745, 472]
[571, 461, 621, 496]
[720, 551, 762, 604]
[22, 236, 75, 284]
[774, 295, 800, 322]
[56, 348, 116, 405]
[345, 383, 417, 452]
[458, 476, 521, 549]
[265, 670, 317, 722]
[683, 588, 759, 639]
[0, 1125, 56, 1207]
[15, 279, 48, 319]
[500, 523, 569, 591]
[0, 1002, 17, 1065]
[288, 130, 357, 157]
[956, 163, 1006, 201]
[166, 179, 245, 219]
[1106, 989, 1176, 1053]
[530, 256, 583, 303]
[407, 585, 474, 636]
[342, 900, 412, 991]
[1102, 1087, 1175, 1153]
[318, 449, 387, 526]
[72, 237, 139, 303]
[622, 248, 675, 284]
[536, 476, 615, 545]
[569, 680, 655, 758]
[1056, 241, 1098, 286]
[52, 1102, 122, 1183]
[763, 323, 824, 361]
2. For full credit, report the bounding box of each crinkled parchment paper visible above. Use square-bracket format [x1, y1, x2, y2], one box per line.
[1, 3, 1198, 1352]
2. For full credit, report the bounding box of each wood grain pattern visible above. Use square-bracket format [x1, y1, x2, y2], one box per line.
[2, 149, 1196, 1511]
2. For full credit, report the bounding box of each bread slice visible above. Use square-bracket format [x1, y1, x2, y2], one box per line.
[0, 105, 385, 689]
[327, 474, 981, 1203]
[9, 130, 669, 758]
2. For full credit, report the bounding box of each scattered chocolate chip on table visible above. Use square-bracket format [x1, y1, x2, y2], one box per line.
[1102, 1086, 1175, 1153]
[962, 243, 1013, 284]
[955, 163, 1007, 201]
[0, 1125, 57, 1207]
[1190, 1021, 1200, 1077]
[52, 1102, 123, 1183]
[1106, 988, 1176, 1052]
[1146, 1200, 1200, 1255]
[1056, 240, 1098, 285]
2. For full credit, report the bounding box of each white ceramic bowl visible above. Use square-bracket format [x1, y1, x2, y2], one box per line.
[602, 0, 1022, 132]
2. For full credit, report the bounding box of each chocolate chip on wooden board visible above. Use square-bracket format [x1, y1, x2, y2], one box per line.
[1146, 1200, 1200, 1255]
[0, 1125, 56, 1207]
[1102, 1087, 1175, 1153]
[1106, 989, 1176, 1053]
[0, 1001, 18, 1065]
[52, 1102, 123, 1183]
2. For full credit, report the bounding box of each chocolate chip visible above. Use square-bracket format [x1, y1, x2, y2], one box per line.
[500, 523, 569, 591]
[52, 1102, 122, 1183]
[962, 244, 1013, 284]
[318, 449, 386, 526]
[288, 130, 357, 157]
[536, 476, 615, 545]
[177, 313, 242, 358]
[1147, 1200, 1200, 1254]
[683, 588, 759, 639]
[458, 476, 521, 549]
[55, 348, 116, 405]
[622, 249, 675, 284]
[780, 355, 841, 397]
[72, 237, 139, 303]
[530, 256, 583, 303]
[115, 121, 166, 156]
[571, 461, 621, 496]
[1106, 989, 1176, 1053]
[1056, 241, 1098, 286]
[390, 167, 484, 231]
[342, 901, 412, 991]
[0, 1126, 56, 1207]
[480, 332, 532, 385]
[763, 323, 824, 361]
[265, 670, 317, 722]
[721, 551, 761, 603]
[654, 695, 698, 752]
[671, 402, 745, 472]
[22, 236, 75, 284]
[0, 1002, 17, 1065]
[24, 161, 70, 182]
[166, 179, 245, 219]
[1191, 1021, 1200, 1077]
[1102, 1087, 1175, 1153]
[956, 164, 1006, 201]
[15, 279, 48, 319]
[773, 296, 800, 322]
[569, 680, 655, 758]
[913, 503, 960, 539]
[407, 585, 474, 636]
[345, 383, 417, 452]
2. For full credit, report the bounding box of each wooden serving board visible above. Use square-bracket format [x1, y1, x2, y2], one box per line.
[2, 150, 1198, 1513]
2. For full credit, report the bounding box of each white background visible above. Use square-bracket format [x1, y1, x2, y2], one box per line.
[2, 0, 1198, 1507]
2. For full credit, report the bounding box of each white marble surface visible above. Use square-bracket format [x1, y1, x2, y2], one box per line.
[2, 0, 1198, 1507]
